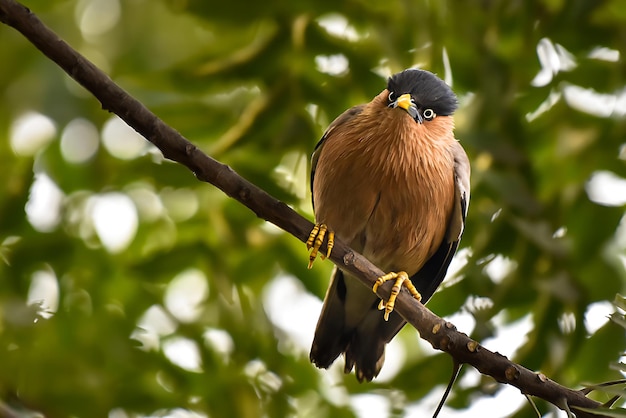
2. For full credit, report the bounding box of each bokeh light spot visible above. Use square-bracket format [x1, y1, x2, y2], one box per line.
[26, 172, 64, 232]
[102, 116, 147, 160]
[60, 118, 100, 163]
[163, 337, 203, 372]
[27, 268, 59, 319]
[315, 54, 349, 76]
[586, 171, 626, 207]
[132, 304, 178, 351]
[10, 111, 57, 156]
[76, 0, 121, 38]
[160, 188, 199, 222]
[91, 192, 138, 253]
[165, 269, 208, 323]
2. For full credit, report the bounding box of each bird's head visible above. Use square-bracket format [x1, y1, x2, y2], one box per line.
[386, 69, 458, 124]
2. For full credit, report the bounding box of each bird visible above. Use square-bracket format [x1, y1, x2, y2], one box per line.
[306, 68, 470, 383]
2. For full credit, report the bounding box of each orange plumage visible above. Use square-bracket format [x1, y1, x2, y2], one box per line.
[309, 69, 470, 382]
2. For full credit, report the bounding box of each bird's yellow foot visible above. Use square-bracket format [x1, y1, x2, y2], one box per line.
[306, 223, 334, 269]
[372, 271, 422, 321]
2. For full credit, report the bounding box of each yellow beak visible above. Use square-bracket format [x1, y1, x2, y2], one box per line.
[395, 94, 413, 111]
[392, 93, 422, 123]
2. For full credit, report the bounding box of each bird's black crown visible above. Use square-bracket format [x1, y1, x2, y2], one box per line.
[387, 69, 458, 116]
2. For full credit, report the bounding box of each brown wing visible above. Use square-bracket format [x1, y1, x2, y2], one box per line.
[310, 105, 365, 211]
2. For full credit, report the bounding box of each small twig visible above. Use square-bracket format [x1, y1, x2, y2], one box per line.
[524, 394, 541, 418]
[432, 362, 462, 418]
[603, 396, 621, 409]
[581, 379, 626, 395]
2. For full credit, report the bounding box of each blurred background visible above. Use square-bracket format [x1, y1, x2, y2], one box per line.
[1, 0, 625, 417]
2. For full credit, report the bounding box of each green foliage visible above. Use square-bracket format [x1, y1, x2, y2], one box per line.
[1, 0, 625, 416]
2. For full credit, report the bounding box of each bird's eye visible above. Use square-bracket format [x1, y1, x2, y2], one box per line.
[423, 108, 436, 120]
[388, 92, 395, 103]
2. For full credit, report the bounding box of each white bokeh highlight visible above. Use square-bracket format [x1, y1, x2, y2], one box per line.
[26, 172, 64, 232]
[588, 46, 620, 62]
[317, 13, 361, 42]
[27, 268, 59, 319]
[162, 337, 203, 373]
[10, 111, 57, 156]
[126, 185, 165, 222]
[531, 38, 576, 87]
[351, 394, 390, 418]
[75, 0, 121, 38]
[203, 328, 235, 364]
[60, 118, 100, 163]
[483, 254, 517, 284]
[90, 192, 138, 253]
[132, 304, 178, 351]
[164, 269, 209, 323]
[586, 170, 626, 207]
[315, 54, 349, 76]
[263, 274, 322, 353]
[584, 300, 614, 335]
[482, 312, 534, 358]
[563, 85, 626, 118]
[102, 116, 148, 160]
[406, 384, 526, 418]
[160, 188, 199, 222]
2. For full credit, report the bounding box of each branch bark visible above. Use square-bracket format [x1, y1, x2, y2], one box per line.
[0, 1, 610, 416]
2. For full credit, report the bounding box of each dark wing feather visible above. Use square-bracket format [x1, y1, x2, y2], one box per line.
[410, 240, 459, 303]
[310, 105, 365, 210]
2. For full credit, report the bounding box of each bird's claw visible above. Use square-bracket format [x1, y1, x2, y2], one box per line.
[372, 271, 422, 321]
[307, 223, 334, 269]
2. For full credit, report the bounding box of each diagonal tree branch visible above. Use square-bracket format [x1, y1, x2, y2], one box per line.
[0, 1, 612, 416]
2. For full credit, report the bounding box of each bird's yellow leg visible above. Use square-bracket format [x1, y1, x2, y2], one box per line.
[306, 223, 334, 269]
[373, 272, 422, 321]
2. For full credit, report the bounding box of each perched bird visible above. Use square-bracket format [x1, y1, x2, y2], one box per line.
[307, 68, 470, 382]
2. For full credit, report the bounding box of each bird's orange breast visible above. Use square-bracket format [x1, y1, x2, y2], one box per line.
[313, 90, 457, 275]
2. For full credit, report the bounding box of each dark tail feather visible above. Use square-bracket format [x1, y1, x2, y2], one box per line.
[310, 269, 406, 382]
[344, 308, 405, 382]
[310, 269, 349, 368]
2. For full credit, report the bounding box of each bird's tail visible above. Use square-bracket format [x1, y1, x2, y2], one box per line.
[310, 269, 406, 382]
[310, 268, 349, 369]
